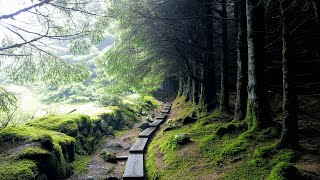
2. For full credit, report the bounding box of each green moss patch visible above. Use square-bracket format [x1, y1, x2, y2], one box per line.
[71, 155, 91, 173]
[0, 159, 37, 180]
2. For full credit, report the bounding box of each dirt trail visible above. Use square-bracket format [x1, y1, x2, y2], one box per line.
[68, 121, 143, 180]
[68, 106, 166, 180]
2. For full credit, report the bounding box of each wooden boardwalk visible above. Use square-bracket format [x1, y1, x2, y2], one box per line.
[122, 102, 171, 179]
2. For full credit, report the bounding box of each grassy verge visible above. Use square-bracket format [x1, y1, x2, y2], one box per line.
[146, 97, 298, 179]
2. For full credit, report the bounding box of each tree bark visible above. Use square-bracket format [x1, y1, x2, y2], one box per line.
[234, 0, 248, 121]
[202, 0, 217, 109]
[246, 0, 269, 128]
[279, 0, 299, 149]
[220, 0, 229, 113]
[192, 65, 200, 104]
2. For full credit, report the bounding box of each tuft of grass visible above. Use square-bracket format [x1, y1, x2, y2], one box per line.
[71, 155, 91, 173]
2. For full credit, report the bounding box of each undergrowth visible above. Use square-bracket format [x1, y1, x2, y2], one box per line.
[146, 96, 298, 180]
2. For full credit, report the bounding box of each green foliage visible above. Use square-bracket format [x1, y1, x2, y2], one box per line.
[70, 39, 92, 55]
[0, 86, 17, 113]
[41, 84, 98, 103]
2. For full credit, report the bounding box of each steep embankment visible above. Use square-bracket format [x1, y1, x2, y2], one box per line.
[0, 106, 139, 179]
[146, 96, 320, 179]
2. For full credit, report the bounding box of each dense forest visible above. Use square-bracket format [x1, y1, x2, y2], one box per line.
[0, 0, 319, 179]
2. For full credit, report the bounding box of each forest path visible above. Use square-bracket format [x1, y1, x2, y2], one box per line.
[68, 108, 163, 180]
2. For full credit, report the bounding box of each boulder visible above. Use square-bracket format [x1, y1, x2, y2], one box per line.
[100, 150, 116, 163]
[138, 121, 149, 130]
[174, 134, 191, 145]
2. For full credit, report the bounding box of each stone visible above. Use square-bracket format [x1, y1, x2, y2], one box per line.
[138, 121, 149, 130]
[85, 176, 95, 180]
[129, 138, 148, 153]
[138, 127, 156, 138]
[116, 156, 128, 160]
[161, 109, 170, 114]
[123, 154, 144, 179]
[174, 134, 191, 145]
[182, 117, 197, 124]
[100, 150, 116, 163]
[149, 120, 163, 127]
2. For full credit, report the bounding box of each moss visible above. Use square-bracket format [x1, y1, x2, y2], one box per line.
[267, 162, 297, 180]
[0, 126, 75, 179]
[19, 147, 50, 159]
[100, 150, 116, 163]
[0, 126, 75, 146]
[0, 159, 37, 180]
[28, 114, 92, 137]
[165, 134, 190, 150]
[71, 155, 91, 173]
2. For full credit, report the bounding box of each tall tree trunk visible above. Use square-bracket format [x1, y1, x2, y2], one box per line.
[202, 0, 217, 109]
[220, 0, 229, 112]
[234, 0, 248, 121]
[178, 76, 183, 96]
[246, 0, 268, 128]
[312, 0, 319, 21]
[186, 76, 192, 101]
[192, 65, 200, 104]
[279, 0, 299, 149]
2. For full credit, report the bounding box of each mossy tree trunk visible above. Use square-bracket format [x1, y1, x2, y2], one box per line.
[234, 0, 248, 121]
[246, 0, 269, 129]
[177, 76, 183, 96]
[183, 75, 192, 101]
[220, 0, 230, 113]
[279, 0, 299, 149]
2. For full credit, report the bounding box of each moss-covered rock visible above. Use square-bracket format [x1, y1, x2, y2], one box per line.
[0, 159, 38, 180]
[100, 150, 116, 163]
[267, 162, 298, 180]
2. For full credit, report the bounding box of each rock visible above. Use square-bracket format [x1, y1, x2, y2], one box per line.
[40, 136, 54, 151]
[138, 121, 149, 130]
[100, 150, 116, 163]
[182, 117, 197, 124]
[107, 143, 123, 150]
[163, 125, 176, 132]
[174, 134, 191, 145]
[106, 176, 119, 180]
[85, 176, 95, 180]
[167, 119, 172, 123]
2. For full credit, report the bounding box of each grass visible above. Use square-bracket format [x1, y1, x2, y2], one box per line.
[71, 155, 91, 173]
[145, 97, 298, 180]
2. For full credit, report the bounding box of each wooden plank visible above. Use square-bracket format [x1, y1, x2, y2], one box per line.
[123, 154, 144, 179]
[138, 127, 156, 138]
[129, 138, 148, 153]
[149, 120, 163, 127]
